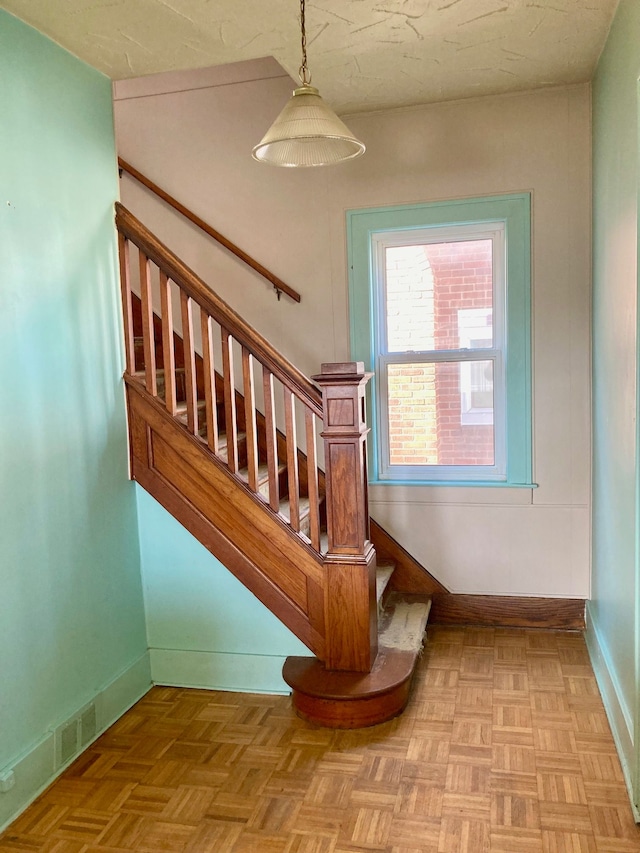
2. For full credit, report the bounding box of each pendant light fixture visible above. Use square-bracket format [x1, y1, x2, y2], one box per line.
[252, 0, 365, 167]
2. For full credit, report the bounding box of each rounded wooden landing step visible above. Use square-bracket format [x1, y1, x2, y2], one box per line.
[283, 593, 431, 729]
[282, 648, 417, 729]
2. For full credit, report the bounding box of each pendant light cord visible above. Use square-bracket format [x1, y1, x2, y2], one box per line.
[299, 0, 312, 85]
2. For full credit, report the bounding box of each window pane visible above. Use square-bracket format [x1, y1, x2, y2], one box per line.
[385, 239, 493, 352]
[387, 361, 494, 466]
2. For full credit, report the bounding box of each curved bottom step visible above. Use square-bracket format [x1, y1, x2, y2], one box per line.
[283, 648, 418, 728]
[283, 594, 432, 729]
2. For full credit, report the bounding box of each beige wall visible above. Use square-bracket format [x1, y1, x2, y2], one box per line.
[114, 64, 591, 597]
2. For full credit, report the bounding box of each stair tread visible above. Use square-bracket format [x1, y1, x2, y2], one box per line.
[376, 561, 395, 607]
[175, 399, 207, 415]
[132, 367, 186, 379]
[132, 366, 186, 372]
[238, 462, 287, 490]
[283, 646, 417, 702]
[278, 495, 311, 520]
[173, 403, 247, 449]
[379, 592, 431, 652]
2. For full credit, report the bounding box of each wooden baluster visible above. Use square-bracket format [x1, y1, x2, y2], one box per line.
[304, 408, 321, 552]
[262, 368, 279, 511]
[180, 290, 198, 435]
[201, 312, 219, 455]
[117, 233, 135, 375]
[221, 329, 238, 473]
[313, 362, 377, 672]
[159, 271, 177, 416]
[284, 389, 300, 532]
[242, 348, 259, 492]
[139, 251, 157, 396]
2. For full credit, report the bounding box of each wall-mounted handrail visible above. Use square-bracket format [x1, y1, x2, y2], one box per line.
[118, 157, 302, 304]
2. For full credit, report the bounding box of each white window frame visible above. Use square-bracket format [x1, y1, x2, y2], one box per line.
[372, 221, 507, 482]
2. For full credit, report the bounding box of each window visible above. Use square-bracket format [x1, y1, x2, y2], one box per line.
[347, 194, 532, 486]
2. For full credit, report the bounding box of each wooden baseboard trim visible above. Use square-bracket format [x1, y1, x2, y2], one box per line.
[429, 594, 585, 630]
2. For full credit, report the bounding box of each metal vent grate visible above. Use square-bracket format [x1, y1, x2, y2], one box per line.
[59, 720, 79, 766]
[80, 704, 97, 746]
[53, 701, 97, 769]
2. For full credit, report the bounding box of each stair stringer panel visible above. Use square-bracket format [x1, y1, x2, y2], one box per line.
[127, 379, 327, 660]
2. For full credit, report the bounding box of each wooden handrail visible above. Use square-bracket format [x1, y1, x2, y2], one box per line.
[116, 202, 321, 416]
[118, 157, 302, 304]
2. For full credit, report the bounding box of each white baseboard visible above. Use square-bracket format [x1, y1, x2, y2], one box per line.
[585, 602, 638, 820]
[149, 648, 295, 695]
[0, 652, 152, 833]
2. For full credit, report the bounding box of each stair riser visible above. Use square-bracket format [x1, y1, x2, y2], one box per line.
[290, 680, 413, 729]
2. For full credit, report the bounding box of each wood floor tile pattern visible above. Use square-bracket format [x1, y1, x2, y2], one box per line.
[3, 627, 639, 852]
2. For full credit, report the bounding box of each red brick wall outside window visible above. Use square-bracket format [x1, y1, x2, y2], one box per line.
[385, 240, 494, 468]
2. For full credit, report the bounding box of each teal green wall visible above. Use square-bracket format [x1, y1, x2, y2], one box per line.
[136, 488, 309, 694]
[0, 11, 149, 826]
[590, 0, 640, 814]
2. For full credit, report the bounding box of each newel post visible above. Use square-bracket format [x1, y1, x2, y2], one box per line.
[312, 362, 377, 672]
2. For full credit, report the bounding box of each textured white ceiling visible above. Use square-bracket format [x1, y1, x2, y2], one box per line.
[1, 0, 619, 113]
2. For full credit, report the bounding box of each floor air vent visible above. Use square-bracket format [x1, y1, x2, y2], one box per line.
[53, 702, 97, 769]
[80, 704, 97, 746]
[56, 720, 79, 767]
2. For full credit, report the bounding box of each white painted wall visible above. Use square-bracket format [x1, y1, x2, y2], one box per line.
[114, 64, 592, 598]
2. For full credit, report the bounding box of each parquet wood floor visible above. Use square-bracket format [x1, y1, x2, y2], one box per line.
[3, 627, 639, 852]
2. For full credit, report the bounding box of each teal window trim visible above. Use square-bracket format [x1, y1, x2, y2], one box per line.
[346, 193, 533, 487]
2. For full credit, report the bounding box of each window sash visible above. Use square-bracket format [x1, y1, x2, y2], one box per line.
[378, 351, 506, 481]
[373, 223, 506, 481]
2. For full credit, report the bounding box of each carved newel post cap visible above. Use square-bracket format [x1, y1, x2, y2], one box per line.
[313, 362, 366, 383]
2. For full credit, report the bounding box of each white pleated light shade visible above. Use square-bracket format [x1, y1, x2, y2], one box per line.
[252, 85, 365, 167]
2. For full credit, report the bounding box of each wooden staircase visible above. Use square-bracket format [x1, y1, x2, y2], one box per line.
[116, 202, 445, 728]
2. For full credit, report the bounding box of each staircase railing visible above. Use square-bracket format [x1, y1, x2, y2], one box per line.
[116, 202, 377, 672]
[118, 158, 301, 303]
